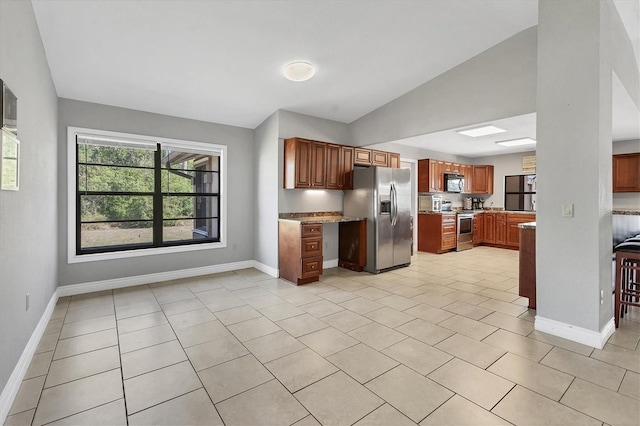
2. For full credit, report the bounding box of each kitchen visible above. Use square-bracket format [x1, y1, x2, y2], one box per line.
[276, 124, 640, 312]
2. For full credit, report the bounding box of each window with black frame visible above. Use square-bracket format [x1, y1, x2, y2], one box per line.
[504, 174, 536, 212]
[76, 134, 220, 255]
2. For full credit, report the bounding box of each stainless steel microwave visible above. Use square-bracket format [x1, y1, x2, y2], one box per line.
[444, 173, 465, 193]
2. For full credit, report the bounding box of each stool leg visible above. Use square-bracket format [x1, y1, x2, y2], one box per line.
[615, 253, 622, 328]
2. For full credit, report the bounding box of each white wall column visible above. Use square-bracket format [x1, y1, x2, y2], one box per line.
[535, 0, 615, 347]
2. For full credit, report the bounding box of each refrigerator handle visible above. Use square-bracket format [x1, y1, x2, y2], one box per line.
[391, 183, 398, 226]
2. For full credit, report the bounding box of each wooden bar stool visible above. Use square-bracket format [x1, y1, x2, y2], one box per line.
[614, 240, 640, 328]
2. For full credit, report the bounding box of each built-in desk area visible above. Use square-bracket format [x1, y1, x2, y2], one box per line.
[278, 212, 366, 285]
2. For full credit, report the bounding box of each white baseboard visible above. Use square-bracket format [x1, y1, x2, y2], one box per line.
[252, 261, 278, 278]
[57, 260, 257, 297]
[1, 258, 277, 421]
[0, 290, 59, 424]
[534, 315, 615, 349]
[323, 259, 339, 269]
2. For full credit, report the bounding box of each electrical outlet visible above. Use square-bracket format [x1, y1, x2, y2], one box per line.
[26, 293, 30, 311]
[600, 289, 604, 305]
[232, 243, 237, 250]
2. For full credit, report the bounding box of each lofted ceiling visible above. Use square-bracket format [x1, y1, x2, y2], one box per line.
[32, 0, 639, 157]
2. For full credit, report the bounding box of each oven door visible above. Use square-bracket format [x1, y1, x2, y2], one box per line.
[457, 214, 473, 251]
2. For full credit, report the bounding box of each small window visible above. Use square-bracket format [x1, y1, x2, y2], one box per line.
[69, 127, 226, 262]
[504, 174, 536, 211]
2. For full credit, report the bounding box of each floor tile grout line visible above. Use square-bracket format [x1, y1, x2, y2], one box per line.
[26, 301, 70, 426]
[15, 262, 640, 426]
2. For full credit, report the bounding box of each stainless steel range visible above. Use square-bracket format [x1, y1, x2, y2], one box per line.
[457, 213, 474, 251]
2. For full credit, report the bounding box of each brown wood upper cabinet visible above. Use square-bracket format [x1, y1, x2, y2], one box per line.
[389, 152, 401, 169]
[613, 153, 640, 192]
[285, 137, 398, 190]
[372, 150, 389, 167]
[354, 148, 372, 166]
[417, 159, 442, 193]
[471, 165, 494, 194]
[284, 138, 326, 189]
[418, 159, 492, 194]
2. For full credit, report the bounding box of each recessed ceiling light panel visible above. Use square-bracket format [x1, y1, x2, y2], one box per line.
[283, 62, 315, 82]
[495, 137, 536, 147]
[457, 125, 506, 137]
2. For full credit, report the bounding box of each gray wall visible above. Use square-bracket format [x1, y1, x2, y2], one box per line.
[57, 99, 255, 285]
[253, 111, 280, 271]
[349, 26, 538, 147]
[535, 0, 638, 332]
[0, 0, 58, 396]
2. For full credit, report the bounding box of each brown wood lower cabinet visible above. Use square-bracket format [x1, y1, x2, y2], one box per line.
[279, 221, 323, 285]
[519, 226, 536, 308]
[338, 220, 367, 271]
[418, 213, 457, 254]
[507, 214, 537, 247]
[481, 212, 535, 250]
[495, 213, 507, 245]
[473, 213, 483, 246]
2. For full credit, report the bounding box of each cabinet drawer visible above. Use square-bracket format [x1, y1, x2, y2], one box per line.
[442, 235, 457, 249]
[301, 256, 323, 278]
[301, 223, 323, 237]
[443, 224, 456, 234]
[301, 237, 322, 258]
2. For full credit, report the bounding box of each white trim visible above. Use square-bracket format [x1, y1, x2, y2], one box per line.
[0, 290, 58, 424]
[534, 315, 615, 349]
[57, 260, 258, 297]
[323, 259, 339, 269]
[252, 261, 279, 278]
[66, 126, 228, 264]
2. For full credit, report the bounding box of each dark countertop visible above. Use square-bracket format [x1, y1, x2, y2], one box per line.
[613, 209, 640, 216]
[278, 215, 365, 224]
[418, 210, 536, 215]
[518, 222, 536, 229]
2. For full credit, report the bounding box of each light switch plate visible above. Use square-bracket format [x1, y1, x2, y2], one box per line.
[562, 204, 574, 217]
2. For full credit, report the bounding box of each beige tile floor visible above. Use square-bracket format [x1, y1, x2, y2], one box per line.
[5, 247, 640, 426]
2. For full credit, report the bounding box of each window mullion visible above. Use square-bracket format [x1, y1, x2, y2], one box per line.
[153, 143, 163, 247]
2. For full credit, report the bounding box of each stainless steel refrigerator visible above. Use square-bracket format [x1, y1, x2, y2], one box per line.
[344, 166, 412, 273]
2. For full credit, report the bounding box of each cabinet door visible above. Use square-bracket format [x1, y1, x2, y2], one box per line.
[472, 165, 494, 194]
[372, 150, 389, 167]
[495, 213, 507, 245]
[429, 160, 439, 192]
[473, 213, 483, 245]
[389, 152, 401, 168]
[341, 146, 354, 190]
[506, 214, 536, 248]
[326, 144, 342, 189]
[354, 148, 372, 165]
[461, 164, 473, 193]
[613, 153, 640, 192]
[310, 142, 327, 188]
[483, 213, 495, 243]
[436, 161, 446, 192]
[418, 159, 430, 192]
[294, 138, 312, 188]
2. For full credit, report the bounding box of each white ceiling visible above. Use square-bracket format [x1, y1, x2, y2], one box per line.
[31, 0, 639, 158]
[390, 76, 640, 159]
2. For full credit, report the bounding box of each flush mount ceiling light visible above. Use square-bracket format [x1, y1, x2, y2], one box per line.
[457, 125, 506, 137]
[283, 62, 315, 82]
[495, 137, 537, 147]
